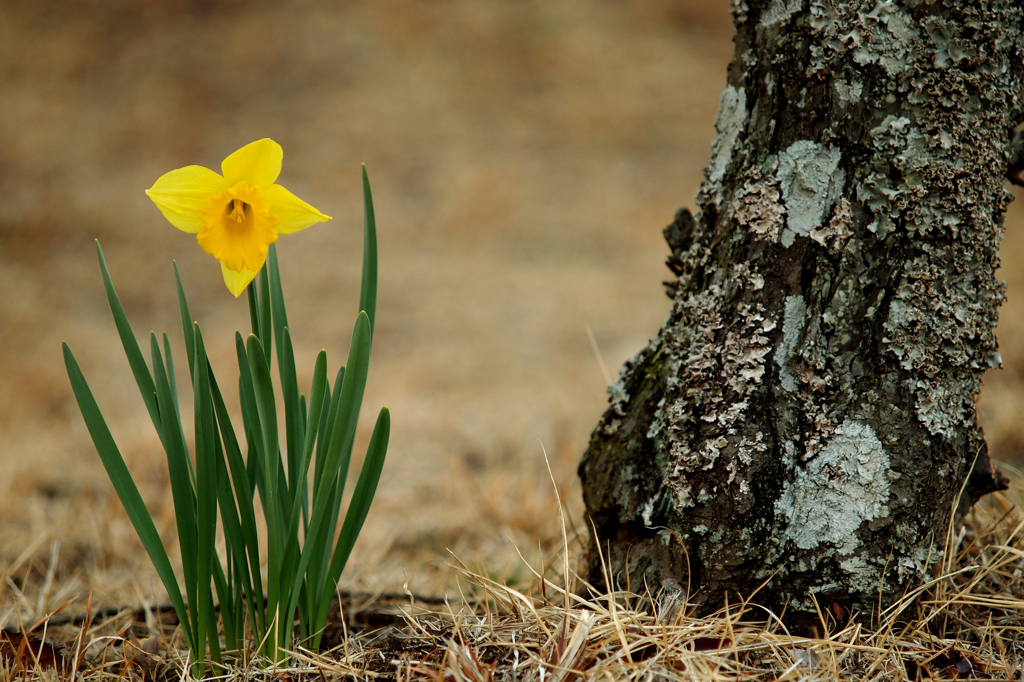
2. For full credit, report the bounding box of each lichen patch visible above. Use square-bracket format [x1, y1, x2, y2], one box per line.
[777, 141, 845, 247]
[709, 86, 747, 193]
[775, 419, 891, 554]
[838, 554, 884, 594]
[774, 295, 807, 392]
[833, 78, 863, 106]
[809, 0, 920, 75]
[734, 165, 786, 243]
[809, 197, 854, 252]
[760, 0, 802, 28]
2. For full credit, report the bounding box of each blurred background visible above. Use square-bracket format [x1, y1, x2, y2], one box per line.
[1, 0, 1022, 610]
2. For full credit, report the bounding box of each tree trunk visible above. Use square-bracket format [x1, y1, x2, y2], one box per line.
[579, 0, 1023, 624]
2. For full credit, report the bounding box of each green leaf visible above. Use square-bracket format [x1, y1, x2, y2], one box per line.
[315, 406, 390, 641]
[245, 335, 283, 621]
[267, 247, 302, 485]
[161, 333, 193, 486]
[285, 313, 371, 634]
[320, 312, 372, 564]
[63, 343, 193, 648]
[192, 324, 219, 665]
[212, 427, 248, 650]
[258, 267, 273, 356]
[94, 242, 163, 445]
[281, 329, 302, 497]
[314, 366, 344, 483]
[236, 335, 267, 469]
[211, 369, 266, 637]
[319, 312, 372, 504]
[291, 351, 328, 534]
[211, 555, 235, 652]
[174, 263, 197, 379]
[247, 283, 260, 347]
[300, 473, 339, 639]
[279, 352, 329, 626]
[162, 334, 179, 410]
[149, 335, 199, 634]
[267, 244, 290, 338]
[360, 166, 378, 336]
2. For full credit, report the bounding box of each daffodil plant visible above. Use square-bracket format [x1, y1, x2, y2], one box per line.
[63, 140, 390, 673]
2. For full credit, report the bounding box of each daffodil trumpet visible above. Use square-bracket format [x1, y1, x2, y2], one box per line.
[64, 156, 389, 672]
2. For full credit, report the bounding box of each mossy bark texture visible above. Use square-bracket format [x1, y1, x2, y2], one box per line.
[579, 0, 1024, 622]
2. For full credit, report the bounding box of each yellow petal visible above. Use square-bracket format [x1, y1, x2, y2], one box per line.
[221, 261, 260, 298]
[263, 183, 332, 234]
[146, 166, 228, 233]
[221, 139, 282, 188]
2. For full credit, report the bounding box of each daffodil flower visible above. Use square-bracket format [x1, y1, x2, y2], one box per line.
[146, 139, 331, 296]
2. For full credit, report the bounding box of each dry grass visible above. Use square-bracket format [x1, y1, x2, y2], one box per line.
[5, 480, 1024, 681]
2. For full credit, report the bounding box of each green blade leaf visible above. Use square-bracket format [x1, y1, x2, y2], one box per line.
[245, 334, 283, 618]
[319, 312, 372, 504]
[284, 357, 328, 543]
[286, 313, 371, 629]
[267, 246, 302, 486]
[235, 335, 265, 502]
[162, 334, 179, 410]
[192, 324, 219, 662]
[63, 343, 193, 648]
[211, 424, 253, 649]
[314, 366, 344, 482]
[281, 329, 302, 498]
[94, 241, 163, 444]
[290, 351, 328, 535]
[247, 283, 260, 345]
[161, 333, 193, 485]
[316, 406, 390, 635]
[320, 312, 372, 556]
[359, 166, 378, 336]
[211, 555, 235, 652]
[174, 262, 197, 380]
[257, 267, 273, 356]
[267, 244, 290, 336]
[299, 473, 339, 634]
[278, 352, 329, 623]
[211, 367, 266, 636]
[236, 334, 267, 469]
[149, 334, 199, 621]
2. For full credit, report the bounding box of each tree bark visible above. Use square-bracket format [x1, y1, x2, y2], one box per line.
[579, 0, 1023, 624]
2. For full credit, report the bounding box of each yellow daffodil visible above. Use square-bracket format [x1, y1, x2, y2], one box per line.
[146, 138, 331, 296]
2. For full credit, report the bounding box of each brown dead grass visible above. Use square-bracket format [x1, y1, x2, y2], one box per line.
[6, 480, 1024, 681]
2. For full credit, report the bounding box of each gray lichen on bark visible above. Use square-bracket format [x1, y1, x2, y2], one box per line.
[579, 0, 1023, 622]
